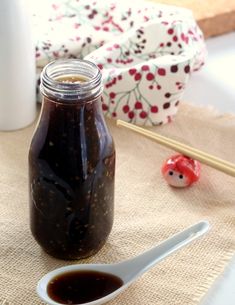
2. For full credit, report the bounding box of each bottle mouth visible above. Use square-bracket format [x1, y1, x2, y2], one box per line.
[40, 59, 102, 102]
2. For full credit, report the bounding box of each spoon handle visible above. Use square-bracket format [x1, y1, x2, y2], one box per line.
[119, 221, 209, 282]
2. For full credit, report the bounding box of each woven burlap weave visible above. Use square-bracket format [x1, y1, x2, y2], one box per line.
[0, 102, 235, 305]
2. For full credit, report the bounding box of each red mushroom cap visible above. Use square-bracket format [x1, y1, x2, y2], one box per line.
[162, 154, 200, 185]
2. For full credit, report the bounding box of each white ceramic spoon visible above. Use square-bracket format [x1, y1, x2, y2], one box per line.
[37, 221, 209, 305]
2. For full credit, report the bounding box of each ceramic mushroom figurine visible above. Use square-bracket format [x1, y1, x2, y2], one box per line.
[162, 154, 201, 187]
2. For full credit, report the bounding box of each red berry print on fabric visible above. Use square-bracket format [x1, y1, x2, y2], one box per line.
[175, 81, 185, 90]
[34, 1, 207, 126]
[146, 72, 155, 81]
[163, 102, 170, 109]
[170, 65, 178, 73]
[141, 65, 150, 71]
[184, 65, 190, 73]
[140, 111, 147, 119]
[52, 4, 59, 10]
[102, 104, 109, 111]
[135, 101, 143, 109]
[109, 92, 116, 99]
[123, 105, 130, 113]
[134, 73, 142, 81]
[151, 106, 158, 113]
[175, 101, 180, 106]
[129, 68, 137, 75]
[167, 28, 174, 35]
[165, 93, 171, 98]
[158, 68, 166, 76]
[97, 64, 103, 70]
[128, 111, 135, 119]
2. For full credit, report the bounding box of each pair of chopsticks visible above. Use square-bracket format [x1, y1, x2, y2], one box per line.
[116, 120, 235, 178]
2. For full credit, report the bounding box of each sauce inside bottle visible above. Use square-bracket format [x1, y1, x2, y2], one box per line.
[55, 75, 88, 83]
[29, 59, 115, 260]
[47, 270, 123, 304]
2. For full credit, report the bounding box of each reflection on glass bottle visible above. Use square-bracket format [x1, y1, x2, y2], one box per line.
[29, 59, 115, 259]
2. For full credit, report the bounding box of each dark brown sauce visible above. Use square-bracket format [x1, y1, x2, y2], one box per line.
[29, 74, 115, 259]
[47, 270, 123, 304]
[55, 75, 88, 83]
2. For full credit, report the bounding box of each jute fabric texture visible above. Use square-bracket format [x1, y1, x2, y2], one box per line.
[0, 102, 234, 304]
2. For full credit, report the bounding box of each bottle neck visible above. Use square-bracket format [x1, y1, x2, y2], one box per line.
[40, 59, 103, 103]
[39, 94, 105, 139]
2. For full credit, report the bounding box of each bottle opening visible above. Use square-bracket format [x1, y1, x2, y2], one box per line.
[40, 59, 102, 102]
[55, 75, 89, 84]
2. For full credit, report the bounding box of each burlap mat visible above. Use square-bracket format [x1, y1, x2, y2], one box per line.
[0, 102, 235, 305]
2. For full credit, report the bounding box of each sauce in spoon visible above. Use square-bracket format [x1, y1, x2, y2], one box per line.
[47, 270, 123, 305]
[37, 221, 209, 305]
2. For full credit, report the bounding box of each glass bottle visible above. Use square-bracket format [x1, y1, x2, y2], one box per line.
[29, 59, 115, 260]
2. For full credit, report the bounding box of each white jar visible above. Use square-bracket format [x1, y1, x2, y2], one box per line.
[0, 0, 36, 130]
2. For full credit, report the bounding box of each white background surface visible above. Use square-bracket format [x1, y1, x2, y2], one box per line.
[184, 32, 235, 114]
[184, 32, 235, 305]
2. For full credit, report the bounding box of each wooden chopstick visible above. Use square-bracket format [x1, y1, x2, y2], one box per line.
[116, 120, 235, 177]
[117, 120, 235, 169]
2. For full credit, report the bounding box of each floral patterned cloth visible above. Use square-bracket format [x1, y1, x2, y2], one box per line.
[31, 0, 206, 125]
